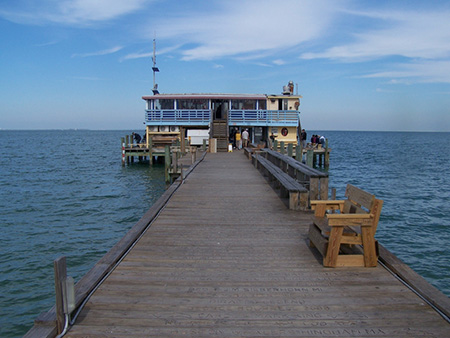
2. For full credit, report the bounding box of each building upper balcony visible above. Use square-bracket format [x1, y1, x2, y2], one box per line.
[228, 110, 300, 127]
[145, 109, 300, 127]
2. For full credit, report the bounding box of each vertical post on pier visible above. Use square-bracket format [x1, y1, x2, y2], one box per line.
[202, 139, 207, 152]
[54, 256, 67, 334]
[148, 136, 153, 166]
[180, 127, 185, 154]
[121, 137, 125, 166]
[164, 145, 170, 183]
[280, 141, 285, 154]
[325, 139, 330, 168]
[273, 140, 278, 151]
[172, 149, 178, 178]
[287, 143, 293, 157]
[296, 141, 303, 162]
[306, 149, 314, 167]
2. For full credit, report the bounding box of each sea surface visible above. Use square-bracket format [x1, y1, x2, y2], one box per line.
[0, 130, 449, 337]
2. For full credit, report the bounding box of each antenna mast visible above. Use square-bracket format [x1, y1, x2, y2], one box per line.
[152, 38, 159, 95]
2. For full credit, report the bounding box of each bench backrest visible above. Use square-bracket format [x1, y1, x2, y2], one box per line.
[344, 184, 383, 232]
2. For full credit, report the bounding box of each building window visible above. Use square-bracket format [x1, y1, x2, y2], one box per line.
[176, 99, 208, 110]
[231, 99, 257, 110]
[154, 99, 174, 110]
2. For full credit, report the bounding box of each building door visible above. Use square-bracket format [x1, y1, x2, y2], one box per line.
[212, 100, 228, 120]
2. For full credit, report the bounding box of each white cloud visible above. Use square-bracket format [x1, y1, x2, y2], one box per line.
[72, 46, 123, 58]
[155, 0, 344, 61]
[0, 0, 151, 25]
[301, 9, 450, 61]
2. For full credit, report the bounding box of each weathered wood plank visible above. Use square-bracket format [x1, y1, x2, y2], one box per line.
[59, 152, 449, 337]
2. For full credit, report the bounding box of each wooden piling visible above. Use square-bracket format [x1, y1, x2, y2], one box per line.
[287, 143, 293, 157]
[121, 137, 125, 166]
[306, 149, 314, 167]
[54, 257, 67, 335]
[280, 141, 285, 154]
[164, 145, 170, 183]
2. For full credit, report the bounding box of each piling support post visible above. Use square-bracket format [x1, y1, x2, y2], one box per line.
[54, 256, 67, 334]
[273, 140, 278, 151]
[164, 145, 170, 183]
[287, 143, 293, 157]
[148, 136, 153, 166]
[325, 139, 330, 167]
[306, 149, 314, 167]
[202, 139, 207, 152]
[121, 137, 125, 166]
[180, 127, 185, 154]
[280, 141, 285, 154]
[296, 142, 303, 162]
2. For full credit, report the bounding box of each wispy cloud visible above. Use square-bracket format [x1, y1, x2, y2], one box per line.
[121, 44, 183, 62]
[0, 0, 151, 25]
[154, 0, 344, 61]
[300, 9, 450, 61]
[363, 60, 450, 84]
[72, 46, 123, 58]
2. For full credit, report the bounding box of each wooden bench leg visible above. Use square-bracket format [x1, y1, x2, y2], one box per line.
[324, 226, 343, 267]
[361, 227, 377, 267]
[289, 192, 299, 210]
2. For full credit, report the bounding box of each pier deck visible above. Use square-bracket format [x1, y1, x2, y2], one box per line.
[64, 151, 449, 337]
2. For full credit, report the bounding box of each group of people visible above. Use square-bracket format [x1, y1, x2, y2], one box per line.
[230, 127, 249, 149]
[311, 134, 326, 147]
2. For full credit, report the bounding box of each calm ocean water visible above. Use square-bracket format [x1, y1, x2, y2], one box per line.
[0, 130, 449, 337]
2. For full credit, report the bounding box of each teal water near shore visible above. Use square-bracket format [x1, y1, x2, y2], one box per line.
[0, 130, 449, 337]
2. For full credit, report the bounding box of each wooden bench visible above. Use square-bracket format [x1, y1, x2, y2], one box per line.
[254, 154, 308, 210]
[243, 147, 253, 160]
[264, 149, 329, 201]
[308, 184, 383, 267]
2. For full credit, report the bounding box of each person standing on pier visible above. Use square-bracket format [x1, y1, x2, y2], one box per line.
[301, 129, 307, 148]
[319, 135, 326, 147]
[235, 129, 242, 149]
[242, 128, 249, 148]
[132, 132, 141, 146]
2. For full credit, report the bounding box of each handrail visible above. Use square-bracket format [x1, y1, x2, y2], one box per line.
[145, 109, 211, 125]
[229, 110, 299, 126]
[145, 109, 300, 126]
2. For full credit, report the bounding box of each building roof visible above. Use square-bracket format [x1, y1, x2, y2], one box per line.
[142, 93, 301, 100]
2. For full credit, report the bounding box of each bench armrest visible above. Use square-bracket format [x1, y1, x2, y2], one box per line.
[326, 213, 373, 226]
[311, 200, 345, 217]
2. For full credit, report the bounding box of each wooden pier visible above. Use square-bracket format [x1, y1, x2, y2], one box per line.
[26, 151, 449, 337]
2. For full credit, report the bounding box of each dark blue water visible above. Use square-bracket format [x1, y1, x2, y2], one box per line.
[0, 130, 166, 338]
[0, 130, 449, 337]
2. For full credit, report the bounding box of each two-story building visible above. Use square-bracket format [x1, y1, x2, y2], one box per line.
[141, 82, 302, 152]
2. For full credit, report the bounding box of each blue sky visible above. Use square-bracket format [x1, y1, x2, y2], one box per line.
[1, 0, 449, 131]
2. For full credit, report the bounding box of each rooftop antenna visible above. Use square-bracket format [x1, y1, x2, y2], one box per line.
[152, 38, 159, 95]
